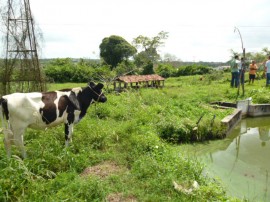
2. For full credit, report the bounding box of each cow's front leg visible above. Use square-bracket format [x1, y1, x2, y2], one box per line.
[65, 123, 73, 147]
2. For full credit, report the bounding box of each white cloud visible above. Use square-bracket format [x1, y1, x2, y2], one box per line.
[1, 0, 270, 61]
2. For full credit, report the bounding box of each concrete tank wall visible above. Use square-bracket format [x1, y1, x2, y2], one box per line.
[213, 100, 270, 136]
[221, 109, 242, 136]
[248, 104, 270, 117]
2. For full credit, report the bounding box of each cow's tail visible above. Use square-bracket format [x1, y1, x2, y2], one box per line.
[0, 98, 5, 133]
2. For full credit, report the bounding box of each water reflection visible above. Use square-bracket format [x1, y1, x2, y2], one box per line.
[259, 126, 270, 147]
[199, 117, 270, 201]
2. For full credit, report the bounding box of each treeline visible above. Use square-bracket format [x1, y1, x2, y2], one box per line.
[43, 58, 217, 83]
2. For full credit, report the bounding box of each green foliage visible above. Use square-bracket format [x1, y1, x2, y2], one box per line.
[155, 63, 177, 78]
[44, 58, 93, 83]
[99, 35, 137, 69]
[133, 31, 169, 73]
[114, 60, 138, 76]
[176, 64, 213, 76]
[231, 47, 270, 64]
[44, 58, 115, 83]
[141, 62, 154, 75]
[247, 88, 270, 104]
[134, 51, 151, 67]
[43, 57, 219, 85]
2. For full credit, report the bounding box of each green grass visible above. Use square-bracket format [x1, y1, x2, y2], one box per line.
[1, 72, 267, 201]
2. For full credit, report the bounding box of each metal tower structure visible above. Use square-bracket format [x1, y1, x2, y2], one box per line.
[1, 0, 46, 95]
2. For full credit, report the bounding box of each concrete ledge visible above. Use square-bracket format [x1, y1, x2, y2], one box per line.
[248, 104, 270, 117]
[213, 100, 270, 136]
[221, 109, 242, 136]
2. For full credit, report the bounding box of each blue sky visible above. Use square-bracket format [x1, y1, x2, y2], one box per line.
[1, 0, 270, 62]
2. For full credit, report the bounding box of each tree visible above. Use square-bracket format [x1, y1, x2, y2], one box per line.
[262, 47, 270, 56]
[231, 47, 270, 64]
[99, 35, 137, 70]
[132, 31, 169, 64]
[163, 53, 179, 62]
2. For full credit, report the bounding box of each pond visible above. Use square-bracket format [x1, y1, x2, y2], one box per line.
[184, 117, 270, 201]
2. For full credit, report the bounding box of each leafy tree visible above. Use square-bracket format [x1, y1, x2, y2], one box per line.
[262, 47, 270, 56]
[230, 47, 270, 64]
[114, 60, 137, 76]
[99, 35, 137, 70]
[133, 51, 151, 67]
[132, 31, 168, 74]
[142, 62, 154, 75]
[162, 53, 179, 62]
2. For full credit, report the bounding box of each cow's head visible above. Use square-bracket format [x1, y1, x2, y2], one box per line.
[88, 82, 107, 103]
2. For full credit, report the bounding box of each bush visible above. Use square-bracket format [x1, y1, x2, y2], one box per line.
[44, 58, 97, 83]
[155, 63, 176, 78]
[175, 64, 213, 76]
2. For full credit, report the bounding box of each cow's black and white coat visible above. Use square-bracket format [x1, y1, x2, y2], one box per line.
[0, 82, 107, 158]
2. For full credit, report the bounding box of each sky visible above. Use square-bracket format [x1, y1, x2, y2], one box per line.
[1, 0, 270, 62]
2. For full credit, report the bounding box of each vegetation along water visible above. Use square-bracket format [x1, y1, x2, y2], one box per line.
[1, 70, 270, 201]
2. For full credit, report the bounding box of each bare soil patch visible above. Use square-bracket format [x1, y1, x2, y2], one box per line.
[80, 161, 137, 201]
[80, 160, 127, 178]
[106, 193, 137, 202]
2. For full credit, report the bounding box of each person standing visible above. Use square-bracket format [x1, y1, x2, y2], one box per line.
[239, 57, 246, 86]
[238, 57, 247, 95]
[249, 60, 258, 84]
[230, 55, 240, 88]
[265, 56, 270, 86]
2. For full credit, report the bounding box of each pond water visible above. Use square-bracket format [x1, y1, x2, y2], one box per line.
[185, 117, 270, 201]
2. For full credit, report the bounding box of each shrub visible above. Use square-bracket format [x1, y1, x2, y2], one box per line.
[44, 58, 97, 83]
[155, 63, 176, 78]
[175, 64, 213, 76]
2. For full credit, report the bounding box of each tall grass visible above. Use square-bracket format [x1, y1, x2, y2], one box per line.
[1, 73, 264, 201]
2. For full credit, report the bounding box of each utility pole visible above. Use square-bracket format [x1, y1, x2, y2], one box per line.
[234, 27, 246, 96]
[1, 0, 46, 95]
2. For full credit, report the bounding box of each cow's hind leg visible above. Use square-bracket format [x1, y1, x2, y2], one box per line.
[3, 128, 14, 158]
[13, 128, 27, 159]
[1, 108, 13, 157]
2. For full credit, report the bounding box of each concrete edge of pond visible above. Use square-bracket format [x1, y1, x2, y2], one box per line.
[248, 104, 270, 117]
[221, 109, 242, 136]
[215, 99, 270, 136]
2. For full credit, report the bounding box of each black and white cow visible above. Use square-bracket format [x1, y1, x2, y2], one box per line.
[0, 82, 107, 158]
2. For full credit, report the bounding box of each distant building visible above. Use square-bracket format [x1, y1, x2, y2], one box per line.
[113, 74, 165, 91]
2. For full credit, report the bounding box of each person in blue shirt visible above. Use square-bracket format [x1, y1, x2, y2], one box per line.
[265, 56, 270, 86]
[230, 55, 240, 88]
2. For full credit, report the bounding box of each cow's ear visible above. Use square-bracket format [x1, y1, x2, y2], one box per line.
[68, 92, 80, 110]
[96, 83, 104, 90]
[88, 81, 95, 88]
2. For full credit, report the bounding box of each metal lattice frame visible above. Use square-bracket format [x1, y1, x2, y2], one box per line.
[1, 0, 46, 95]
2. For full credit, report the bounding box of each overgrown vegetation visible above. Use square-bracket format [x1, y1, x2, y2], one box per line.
[43, 58, 217, 83]
[2, 72, 269, 201]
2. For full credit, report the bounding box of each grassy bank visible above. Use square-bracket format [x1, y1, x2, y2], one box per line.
[1, 72, 268, 201]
